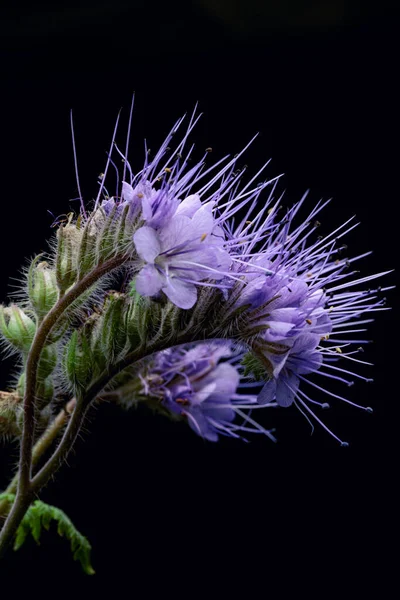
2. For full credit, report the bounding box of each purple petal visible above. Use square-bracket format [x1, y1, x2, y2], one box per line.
[135, 264, 163, 296]
[275, 372, 299, 407]
[162, 278, 198, 309]
[176, 194, 202, 217]
[190, 203, 215, 235]
[121, 181, 135, 202]
[133, 226, 161, 263]
[159, 215, 194, 250]
[258, 379, 277, 404]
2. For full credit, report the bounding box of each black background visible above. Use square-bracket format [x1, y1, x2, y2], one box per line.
[0, 0, 398, 592]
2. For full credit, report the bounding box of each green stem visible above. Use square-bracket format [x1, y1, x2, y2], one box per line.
[0, 400, 75, 518]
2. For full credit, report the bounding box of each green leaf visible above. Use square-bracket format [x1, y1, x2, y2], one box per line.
[13, 499, 95, 575]
[241, 352, 269, 381]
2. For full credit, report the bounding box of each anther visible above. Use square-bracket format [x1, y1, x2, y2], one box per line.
[205, 147, 213, 153]
[340, 441, 350, 448]
[321, 403, 330, 410]
[366, 407, 373, 413]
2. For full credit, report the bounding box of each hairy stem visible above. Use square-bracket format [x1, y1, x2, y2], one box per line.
[0, 255, 127, 557]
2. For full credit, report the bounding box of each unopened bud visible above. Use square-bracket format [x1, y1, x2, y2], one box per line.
[37, 344, 58, 381]
[0, 304, 36, 353]
[101, 292, 128, 361]
[0, 391, 22, 438]
[56, 223, 83, 294]
[28, 258, 59, 318]
[63, 330, 93, 393]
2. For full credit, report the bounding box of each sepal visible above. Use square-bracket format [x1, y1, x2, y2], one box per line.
[0, 304, 36, 353]
[56, 222, 83, 294]
[28, 258, 59, 319]
[63, 330, 93, 393]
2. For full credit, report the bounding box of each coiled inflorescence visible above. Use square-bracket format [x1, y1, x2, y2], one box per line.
[0, 104, 392, 446]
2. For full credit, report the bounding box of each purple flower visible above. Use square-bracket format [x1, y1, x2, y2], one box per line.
[92, 104, 391, 445]
[135, 343, 276, 442]
[133, 196, 231, 309]
[225, 190, 392, 444]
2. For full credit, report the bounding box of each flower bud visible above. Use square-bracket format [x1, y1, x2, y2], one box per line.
[56, 222, 83, 294]
[28, 258, 59, 319]
[100, 292, 128, 361]
[0, 304, 36, 353]
[0, 391, 22, 438]
[36, 377, 55, 408]
[63, 330, 93, 393]
[37, 344, 58, 381]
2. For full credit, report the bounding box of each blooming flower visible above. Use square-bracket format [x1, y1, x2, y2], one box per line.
[126, 343, 276, 442]
[133, 194, 231, 308]
[92, 103, 392, 444]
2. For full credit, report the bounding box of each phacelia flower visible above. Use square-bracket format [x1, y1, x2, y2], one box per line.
[117, 342, 276, 442]
[133, 195, 231, 308]
[89, 102, 392, 445]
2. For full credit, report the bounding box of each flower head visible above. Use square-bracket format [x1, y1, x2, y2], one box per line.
[87, 102, 392, 445]
[119, 342, 276, 442]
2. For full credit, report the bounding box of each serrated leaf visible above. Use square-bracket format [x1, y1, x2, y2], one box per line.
[13, 499, 95, 575]
[241, 352, 269, 381]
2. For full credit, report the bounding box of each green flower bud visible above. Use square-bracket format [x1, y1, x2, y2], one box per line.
[100, 292, 128, 361]
[17, 372, 25, 398]
[0, 304, 36, 353]
[37, 344, 58, 381]
[63, 330, 93, 393]
[0, 391, 22, 438]
[126, 291, 164, 348]
[28, 258, 59, 319]
[36, 377, 55, 408]
[56, 221, 83, 295]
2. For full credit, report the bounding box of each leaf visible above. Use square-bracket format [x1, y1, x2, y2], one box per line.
[13, 499, 95, 575]
[241, 352, 268, 381]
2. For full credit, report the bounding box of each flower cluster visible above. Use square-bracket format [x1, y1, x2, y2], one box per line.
[88, 105, 390, 444]
[115, 342, 276, 442]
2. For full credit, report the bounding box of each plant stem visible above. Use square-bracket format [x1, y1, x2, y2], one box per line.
[0, 255, 127, 557]
[0, 400, 75, 518]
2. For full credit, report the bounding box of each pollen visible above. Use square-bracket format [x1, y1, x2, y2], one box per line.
[200, 233, 207, 241]
[306, 319, 312, 325]
[164, 167, 172, 173]
[335, 347, 343, 354]
[137, 192, 144, 198]
[176, 398, 190, 405]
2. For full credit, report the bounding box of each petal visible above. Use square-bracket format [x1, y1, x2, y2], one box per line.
[135, 265, 163, 296]
[190, 203, 215, 235]
[162, 278, 198, 309]
[204, 363, 240, 398]
[159, 215, 194, 250]
[121, 181, 134, 202]
[276, 372, 299, 407]
[176, 194, 202, 217]
[262, 320, 296, 341]
[258, 379, 277, 405]
[133, 226, 161, 263]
